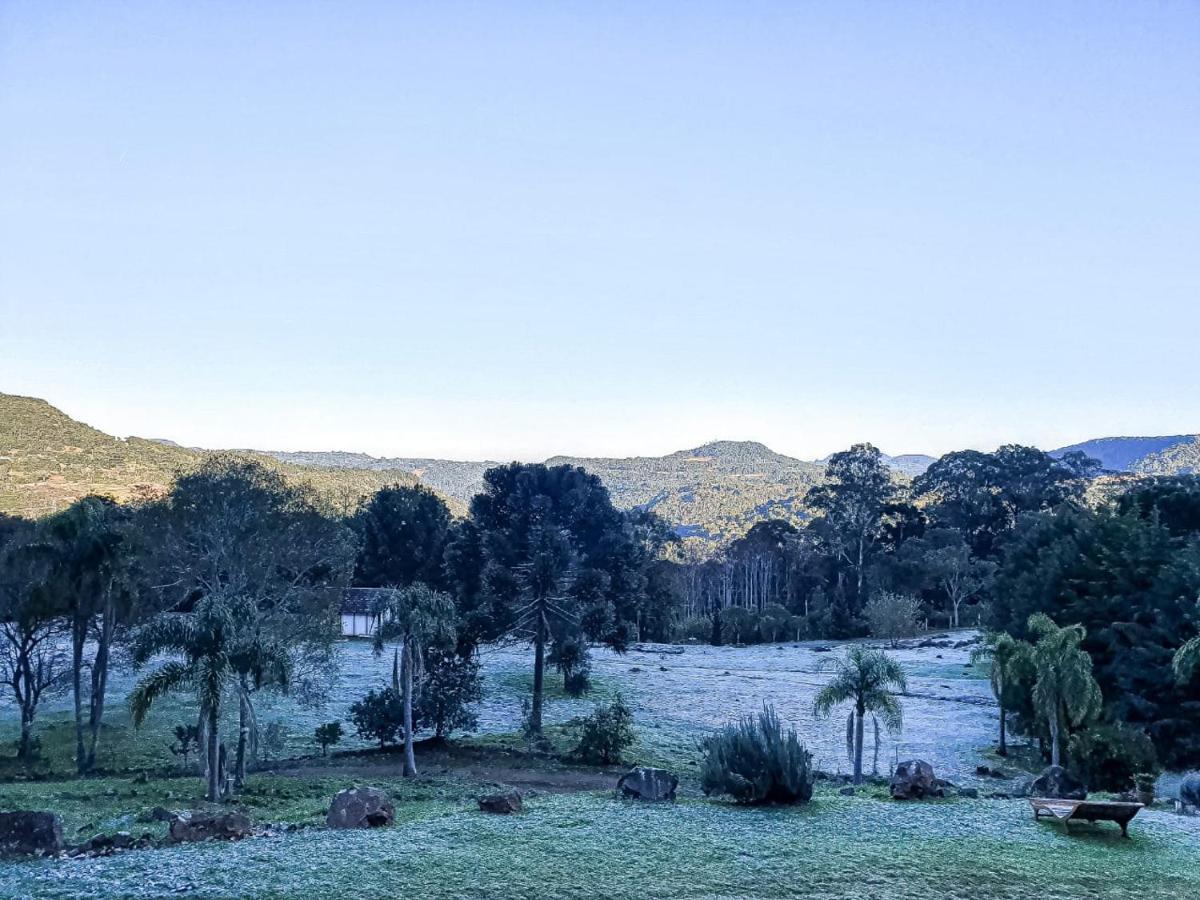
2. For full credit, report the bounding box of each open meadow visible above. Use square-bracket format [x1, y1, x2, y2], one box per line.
[3, 637, 1199, 900]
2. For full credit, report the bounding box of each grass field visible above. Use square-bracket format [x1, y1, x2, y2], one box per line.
[2, 636, 1198, 899]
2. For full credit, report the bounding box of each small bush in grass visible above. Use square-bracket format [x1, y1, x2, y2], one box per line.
[350, 688, 405, 748]
[701, 704, 814, 804]
[169, 724, 200, 768]
[415, 649, 484, 738]
[314, 721, 343, 756]
[574, 695, 635, 765]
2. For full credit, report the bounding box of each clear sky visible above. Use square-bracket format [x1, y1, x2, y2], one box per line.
[2, 2, 1197, 462]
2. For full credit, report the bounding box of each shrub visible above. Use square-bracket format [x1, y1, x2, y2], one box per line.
[722, 607, 760, 645]
[864, 592, 921, 647]
[574, 695, 635, 765]
[314, 721, 343, 756]
[169, 724, 200, 767]
[415, 650, 484, 738]
[701, 704, 813, 805]
[260, 722, 290, 762]
[550, 637, 592, 698]
[350, 688, 405, 748]
[1068, 722, 1158, 792]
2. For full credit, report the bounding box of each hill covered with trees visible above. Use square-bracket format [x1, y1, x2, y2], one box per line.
[0, 394, 428, 518]
[1051, 435, 1198, 473]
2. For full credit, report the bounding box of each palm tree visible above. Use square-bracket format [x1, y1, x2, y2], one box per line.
[1027, 613, 1102, 768]
[813, 645, 907, 784]
[129, 595, 290, 801]
[372, 584, 456, 777]
[1174, 636, 1200, 684]
[972, 631, 1033, 756]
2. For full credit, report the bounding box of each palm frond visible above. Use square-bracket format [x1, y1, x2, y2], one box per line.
[129, 661, 193, 726]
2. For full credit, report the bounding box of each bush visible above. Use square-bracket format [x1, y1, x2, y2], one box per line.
[350, 688, 405, 748]
[314, 721, 343, 756]
[550, 637, 592, 698]
[574, 695, 635, 765]
[864, 592, 921, 647]
[260, 722, 289, 762]
[415, 650, 484, 738]
[701, 704, 813, 805]
[1068, 723, 1159, 792]
[169, 724, 200, 767]
[721, 607, 760, 644]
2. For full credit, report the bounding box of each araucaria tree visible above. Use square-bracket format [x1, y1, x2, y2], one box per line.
[972, 631, 1033, 756]
[1027, 613, 1102, 767]
[131, 456, 356, 798]
[813, 645, 907, 784]
[467, 463, 656, 736]
[371, 583, 456, 776]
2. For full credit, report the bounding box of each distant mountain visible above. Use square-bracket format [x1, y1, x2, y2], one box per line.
[880, 453, 936, 476]
[0, 394, 428, 518]
[1051, 435, 1198, 473]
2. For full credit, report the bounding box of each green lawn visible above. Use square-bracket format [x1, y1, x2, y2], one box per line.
[3, 787, 1198, 899]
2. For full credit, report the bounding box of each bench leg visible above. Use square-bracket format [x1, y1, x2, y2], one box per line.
[1120, 821, 1129, 839]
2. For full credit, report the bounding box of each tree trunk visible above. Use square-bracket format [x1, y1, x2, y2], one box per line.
[997, 696, 1007, 756]
[1048, 712, 1061, 768]
[392, 647, 400, 695]
[86, 601, 116, 770]
[531, 609, 546, 735]
[402, 640, 417, 777]
[235, 683, 249, 790]
[206, 706, 221, 802]
[853, 704, 865, 785]
[19, 704, 35, 762]
[197, 707, 209, 777]
[72, 617, 87, 773]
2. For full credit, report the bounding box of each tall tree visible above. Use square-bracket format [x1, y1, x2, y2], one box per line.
[0, 518, 66, 761]
[469, 463, 652, 735]
[371, 584, 456, 776]
[804, 444, 894, 616]
[813, 646, 907, 784]
[133, 456, 355, 794]
[905, 527, 996, 628]
[1027, 613, 1102, 768]
[42, 496, 138, 773]
[913, 445, 1098, 558]
[353, 484, 452, 590]
[129, 593, 291, 800]
[972, 631, 1033, 756]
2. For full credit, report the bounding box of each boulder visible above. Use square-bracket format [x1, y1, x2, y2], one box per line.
[1030, 766, 1087, 801]
[326, 787, 395, 829]
[168, 810, 253, 843]
[838, 786, 856, 797]
[890, 760, 940, 800]
[1179, 773, 1200, 807]
[478, 791, 523, 814]
[958, 787, 979, 799]
[0, 811, 63, 856]
[616, 767, 678, 802]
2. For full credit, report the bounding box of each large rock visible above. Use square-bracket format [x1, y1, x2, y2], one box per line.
[890, 760, 939, 800]
[616, 767, 678, 802]
[478, 791, 523, 814]
[0, 811, 63, 856]
[1030, 765, 1087, 800]
[326, 787, 395, 829]
[1179, 773, 1200, 807]
[168, 810, 253, 843]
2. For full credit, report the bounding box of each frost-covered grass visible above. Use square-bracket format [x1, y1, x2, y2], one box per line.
[2, 635, 997, 783]
[4, 790, 1200, 899]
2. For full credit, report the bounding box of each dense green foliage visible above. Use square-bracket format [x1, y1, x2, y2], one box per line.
[349, 688, 405, 748]
[314, 721, 343, 755]
[700, 704, 813, 804]
[1068, 722, 1159, 792]
[572, 695, 635, 765]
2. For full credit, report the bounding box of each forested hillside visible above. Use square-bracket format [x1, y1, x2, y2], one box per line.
[1051, 435, 1197, 472]
[0, 394, 427, 517]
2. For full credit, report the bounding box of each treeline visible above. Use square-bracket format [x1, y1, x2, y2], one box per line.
[0, 456, 672, 795]
[656, 443, 1200, 771]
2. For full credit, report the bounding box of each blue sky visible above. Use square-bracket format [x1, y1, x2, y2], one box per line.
[1, 2, 1197, 461]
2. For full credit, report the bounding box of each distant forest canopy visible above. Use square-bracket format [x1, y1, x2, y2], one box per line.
[5, 392, 1199, 548]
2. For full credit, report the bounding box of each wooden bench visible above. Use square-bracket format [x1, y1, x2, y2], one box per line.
[1030, 798, 1144, 838]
